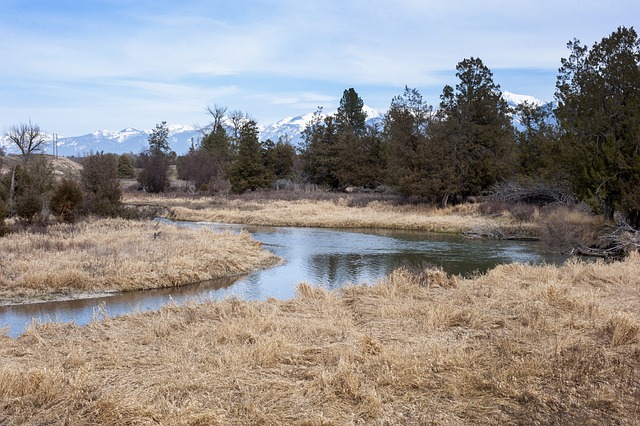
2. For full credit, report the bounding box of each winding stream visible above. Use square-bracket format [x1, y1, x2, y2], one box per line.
[0, 220, 568, 337]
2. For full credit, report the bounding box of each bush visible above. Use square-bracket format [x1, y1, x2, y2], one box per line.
[138, 151, 170, 193]
[15, 186, 44, 223]
[50, 178, 84, 223]
[117, 155, 136, 178]
[81, 153, 122, 217]
[538, 205, 601, 252]
[176, 149, 217, 191]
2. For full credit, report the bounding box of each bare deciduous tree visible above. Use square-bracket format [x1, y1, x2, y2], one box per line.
[205, 104, 228, 132]
[228, 110, 251, 146]
[5, 120, 47, 162]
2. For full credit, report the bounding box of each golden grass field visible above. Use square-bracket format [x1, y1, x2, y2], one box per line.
[0, 218, 279, 304]
[125, 193, 536, 234]
[0, 254, 638, 424]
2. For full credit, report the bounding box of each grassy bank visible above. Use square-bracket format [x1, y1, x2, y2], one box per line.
[0, 218, 279, 305]
[1, 255, 638, 424]
[125, 193, 537, 234]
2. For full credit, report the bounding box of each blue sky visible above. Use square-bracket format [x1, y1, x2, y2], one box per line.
[1, 0, 638, 136]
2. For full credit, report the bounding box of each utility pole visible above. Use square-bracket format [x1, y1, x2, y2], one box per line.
[52, 133, 58, 158]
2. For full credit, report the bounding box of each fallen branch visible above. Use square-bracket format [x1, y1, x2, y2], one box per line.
[599, 218, 640, 257]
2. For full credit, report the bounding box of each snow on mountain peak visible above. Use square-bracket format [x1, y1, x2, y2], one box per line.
[502, 91, 545, 107]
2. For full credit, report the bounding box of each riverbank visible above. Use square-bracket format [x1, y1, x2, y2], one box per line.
[0, 218, 280, 305]
[1, 254, 638, 424]
[124, 193, 533, 234]
[124, 192, 605, 249]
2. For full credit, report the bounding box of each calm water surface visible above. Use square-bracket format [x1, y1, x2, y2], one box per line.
[0, 220, 568, 337]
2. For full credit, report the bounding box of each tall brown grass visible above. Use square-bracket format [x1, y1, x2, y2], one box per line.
[1, 254, 638, 424]
[126, 194, 606, 247]
[0, 218, 279, 304]
[127, 193, 521, 234]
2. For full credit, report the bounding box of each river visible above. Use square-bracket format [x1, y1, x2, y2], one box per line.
[0, 220, 567, 337]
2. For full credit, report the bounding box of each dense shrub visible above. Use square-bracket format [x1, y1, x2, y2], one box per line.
[15, 186, 45, 223]
[81, 153, 122, 217]
[49, 178, 84, 223]
[538, 204, 601, 252]
[117, 155, 136, 178]
[137, 151, 170, 193]
[176, 149, 217, 191]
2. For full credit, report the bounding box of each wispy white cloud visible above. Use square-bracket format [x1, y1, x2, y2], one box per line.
[1, 0, 638, 135]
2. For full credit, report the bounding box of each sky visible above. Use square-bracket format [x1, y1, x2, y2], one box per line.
[1, 0, 638, 136]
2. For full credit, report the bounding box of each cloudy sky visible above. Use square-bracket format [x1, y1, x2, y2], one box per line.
[1, 0, 638, 136]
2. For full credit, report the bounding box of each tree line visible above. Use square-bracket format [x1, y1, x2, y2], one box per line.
[1, 26, 639, 230]
[171, 27, 639, 228]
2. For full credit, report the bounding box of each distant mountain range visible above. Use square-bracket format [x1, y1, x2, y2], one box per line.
[1, 92, 547, 157]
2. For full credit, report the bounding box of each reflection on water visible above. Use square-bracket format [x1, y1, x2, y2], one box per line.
[0, 276, 241, 338]
[0, 220, 568, 337]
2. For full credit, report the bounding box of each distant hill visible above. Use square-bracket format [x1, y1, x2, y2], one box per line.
[0, 154, 83, 179]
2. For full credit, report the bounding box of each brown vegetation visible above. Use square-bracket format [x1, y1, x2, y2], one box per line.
[0, 218, 279, 304]
[125, 193, 607, 250]
[1, 254, 638, 424]
[126, 193, 525, 234]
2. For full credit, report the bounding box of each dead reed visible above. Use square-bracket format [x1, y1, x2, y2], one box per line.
[1, 254, 638, 424]
[0, 218, 279, 304]
[127, 193, 518, 234]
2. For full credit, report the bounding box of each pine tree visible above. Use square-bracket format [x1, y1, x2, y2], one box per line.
[435, 57, 515, 197]
[383, 87, 435, 197]
[82, 152, 122, 216]
[117, 155, 135, 178]
[555, 26, 640, 227]
[301, 112, 342, 188]
[139, 121, 172, 193]
[148, 121, 171, 154]
[227, 120, 273, 193]
[336, 88, 367, 136]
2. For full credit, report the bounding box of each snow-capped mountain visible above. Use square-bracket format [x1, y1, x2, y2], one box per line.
[55, 125, 203, 157]
[501, 91, 556, 131]
[502, 91, 545, 109]
[1, 125, 204, 157]
[1, 95, 547, 157]
[260, 105, 384, 146]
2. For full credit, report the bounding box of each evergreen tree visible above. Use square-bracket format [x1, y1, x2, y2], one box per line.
[383, 87, 436, 197]
[117, 154, 135, 178]
[304, 115, 341, 188]
[138, 121, 172, 193]
[148, 121, 171, 154]
[435, 57, 515, 197]
[336, 88, 367, 136]
[555, 26, 640, 227]
[334, 127, 385, 189]
[11, 156, 54, 222]
[49, 178, 83, 223]
[263, 137, 296, 180]
[82, 152, 122, 216]
[226, 120, 273, 193]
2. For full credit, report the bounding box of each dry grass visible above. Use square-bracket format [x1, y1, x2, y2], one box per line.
[0, 218, 279, 304]
[1, 254, 638, 424]
[125, 193, 525, 234]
